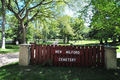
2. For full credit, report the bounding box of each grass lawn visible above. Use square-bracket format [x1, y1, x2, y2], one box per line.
[0, 58, 120, 80]
[0, 43, 19, 54]
[37, 40, 55, 45]
[58, 40, 120, 53]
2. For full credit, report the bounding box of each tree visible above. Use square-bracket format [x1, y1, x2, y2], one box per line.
[6, 0, 69, 44]
[80, 0, 120, 43]
[1, 0, 6, 49]
[58, 15, 74, 43]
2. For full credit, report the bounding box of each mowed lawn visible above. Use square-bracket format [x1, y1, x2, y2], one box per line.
[0, 43, 19, 54]
[0, 59, 120, 80]
[58, 39, 120, 53]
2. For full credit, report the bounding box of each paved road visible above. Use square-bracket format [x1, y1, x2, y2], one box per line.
[0, 52, 19, 67]
[0, 41, 13, 44]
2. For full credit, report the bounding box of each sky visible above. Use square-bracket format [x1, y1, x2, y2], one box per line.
[64, 1, 93, 27]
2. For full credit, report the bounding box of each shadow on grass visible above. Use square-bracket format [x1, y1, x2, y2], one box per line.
[0, 43, 19, 49]
[0, 43, 19, 54]
[0, 60, 120, 80]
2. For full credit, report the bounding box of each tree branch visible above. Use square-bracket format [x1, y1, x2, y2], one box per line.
[18, 0, 30, 15]
[28, 0, 45, 11]
[14, 0, 20, 11]
[7, 0, 20, 20]
[24, 10, 40, 26]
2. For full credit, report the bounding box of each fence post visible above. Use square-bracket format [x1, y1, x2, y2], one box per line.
[19, 44, 31, 66]
[104, 47, 118, 69]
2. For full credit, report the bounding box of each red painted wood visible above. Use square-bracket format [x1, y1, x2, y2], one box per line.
[58, 45, 62, 66]
[54, 45, 58, 66]
[97, 46, 100, 67]
[73, 46, 77, 67]
[66, 46, 69, 67]
[85, 46, 88, 67]
[51, 45, 54, 65]
[70, 46, 73, 67]
[35, 45, 39, 64]
[78, 46, 80, 67]
[47, 45, 50, 60]
[89, 46, 92, 67]
[39, 45, 42, 64]
[31, 45, 34, 64]
[81, 46, 84, 67]
[47, 45, 50, 65]
[43, 45, 46, 63]
[93, 46, 96, 67]
[101, 46, 104, 67]
[62, 46, 65, 66]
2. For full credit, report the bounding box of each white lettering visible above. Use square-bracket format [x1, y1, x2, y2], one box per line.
[58, 58, 77, 62]
[55, 50, 59, 53]
[55, 50, 62, 54]
[65, 51, 80, 54]
[60, 51, 62, 53]
[58, 58, 61, 61]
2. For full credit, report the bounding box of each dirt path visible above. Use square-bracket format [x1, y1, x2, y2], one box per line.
[0, 52, 19, 67]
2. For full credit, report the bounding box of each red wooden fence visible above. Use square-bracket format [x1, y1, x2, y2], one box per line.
[30, 45, 105, 67]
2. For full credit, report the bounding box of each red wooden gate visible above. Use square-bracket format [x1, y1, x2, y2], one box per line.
[30, 45, 104, 67]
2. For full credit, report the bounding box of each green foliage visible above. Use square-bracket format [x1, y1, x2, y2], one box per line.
[42, 59, 52, 66]
[86, 0, 120, 41]
[0, 43, 19, 53]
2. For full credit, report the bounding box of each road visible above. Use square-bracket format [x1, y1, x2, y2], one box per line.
[0, 41, 13, 44]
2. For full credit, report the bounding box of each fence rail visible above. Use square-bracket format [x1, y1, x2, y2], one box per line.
[30, 45, 104, 67]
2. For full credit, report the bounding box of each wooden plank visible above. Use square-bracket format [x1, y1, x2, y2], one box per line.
[97, 46, 100, 67]
[43, 45, 46, 63]
[58, 45, 62, 66]
[101, 46, 104, 67]
[81, 46, 84, 67]
[51, 45, 54, 65]
[89, 46, 92, 67]
[31, 45, 34, 64]
[35, 45, 39, 64]
[73, 46, 77, 67]
[78, 46, 80, 67]
[70, 46, 73, 67]
[62, 46, 65, 66]
[54, 45, 58, 66]
[39, 45, 42, 64]
[93, 46, 96, 67]
[47, 45, 50, 65]
[85, 46, 88, 67]
[66, 46, 69, 67]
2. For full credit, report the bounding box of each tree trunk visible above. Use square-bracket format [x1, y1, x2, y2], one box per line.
[21, 22, 26, 44]
[119, 36, 120, 42]
[67, 36, 69, 43]
[105, 40, 107, 44]
[63, 34, 66, 44]
[100, 38, 103, 44]
[1, 0, 5, 49]
[113, 37, 116, 43]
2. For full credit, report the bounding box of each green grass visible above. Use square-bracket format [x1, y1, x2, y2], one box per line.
[0, 59, 120, 80]
[37, 41, 55, 45]
[0, 43, 19, 54]
[58, 40, 120, 53]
